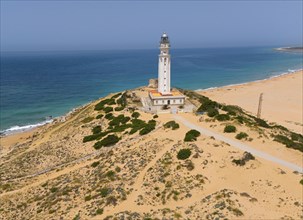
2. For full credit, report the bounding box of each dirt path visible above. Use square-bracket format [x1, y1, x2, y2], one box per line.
[173, 114, 303, 173]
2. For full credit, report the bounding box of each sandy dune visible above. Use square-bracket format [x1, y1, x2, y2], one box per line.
[199, 70, 303, 133]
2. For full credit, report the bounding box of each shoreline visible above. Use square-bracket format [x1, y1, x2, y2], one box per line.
[1, 69, 302, 137]
[195, 68, 302, 92]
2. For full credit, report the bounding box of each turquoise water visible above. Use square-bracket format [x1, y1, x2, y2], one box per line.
[1, 47, 302, 133]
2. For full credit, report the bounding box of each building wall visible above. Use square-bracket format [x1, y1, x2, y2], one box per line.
[152, 98, 184, 106]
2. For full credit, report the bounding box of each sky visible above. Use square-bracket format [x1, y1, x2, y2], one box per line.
[1, 1, 302, 51]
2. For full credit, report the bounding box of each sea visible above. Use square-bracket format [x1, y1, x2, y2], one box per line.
[1, 46, 302, 134]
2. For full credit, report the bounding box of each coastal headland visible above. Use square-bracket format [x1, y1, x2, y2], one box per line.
[0, 71, 302, 219]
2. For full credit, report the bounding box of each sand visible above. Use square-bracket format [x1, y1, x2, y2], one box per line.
[198, 70, 303, 133]
[0, 73, 302, 219]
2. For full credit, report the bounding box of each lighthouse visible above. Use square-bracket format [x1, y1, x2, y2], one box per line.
[148, 33, 185, 108]
[158, 33, 171, 95]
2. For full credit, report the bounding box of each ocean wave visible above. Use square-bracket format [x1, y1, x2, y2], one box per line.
[0, 120, 53, 136]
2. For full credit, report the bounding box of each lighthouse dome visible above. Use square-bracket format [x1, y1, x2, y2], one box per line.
[160, 32, 170, 44]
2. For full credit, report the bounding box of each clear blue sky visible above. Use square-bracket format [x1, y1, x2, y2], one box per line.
[1, 1, 302, 51]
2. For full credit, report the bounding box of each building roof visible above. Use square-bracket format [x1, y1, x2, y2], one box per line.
[149, 90, 185, 99]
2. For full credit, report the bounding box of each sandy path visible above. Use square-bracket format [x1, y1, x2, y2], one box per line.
[173, 114, 303, 173]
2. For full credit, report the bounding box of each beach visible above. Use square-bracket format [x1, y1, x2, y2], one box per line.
[198, 70, 303, 134]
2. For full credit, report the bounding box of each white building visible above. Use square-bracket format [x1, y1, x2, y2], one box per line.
[149, 33, 185, 106]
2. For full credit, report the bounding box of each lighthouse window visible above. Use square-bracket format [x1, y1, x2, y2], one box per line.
[164, 58, 167, 62]
[173, 100, 176, 103]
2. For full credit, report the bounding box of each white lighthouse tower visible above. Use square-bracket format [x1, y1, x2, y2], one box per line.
[158, 33, 171, 95]
[148, 32, 185, 108]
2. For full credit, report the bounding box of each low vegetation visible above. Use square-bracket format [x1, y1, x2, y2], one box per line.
[235, 132, 248, 140]
[274, 135, 303, 152]
[131, 112, 140, 118]
[177, 149, 192, 160]
[163, 121, 180, 130]
[184, 129, 201, 142]
[93, 135, 120, 149]
[224, 125, 236, 133]
[232, 152, 255, 166]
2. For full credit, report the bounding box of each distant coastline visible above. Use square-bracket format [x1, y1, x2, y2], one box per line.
[275, 47, 303, 53]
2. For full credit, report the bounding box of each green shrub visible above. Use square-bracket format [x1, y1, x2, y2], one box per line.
[91, 161, 100, 167]
[164, 121, 180, 130]
[177, 148, 192, 160]
[92, 126, 102, 134]
[129, 118, 147, 134]
[96, 114, 104, 119]
[84, 195, 92, 201]
[104, 106, 113, 113]
[100, 187, 110, 197]
[139, 124, 156, 135]
[197, 100, 221, 112]
[184, 129, 200, 142]
[290, 132, 303, 142]
[104, 113, 114, 120]
[153, 115, 159, 119]
[254, 117, 270, 128]
[207, 108, 219, 117]
[224, 125, 236, 133]
[274, 135, 303, 152]
[109, 115, 129, 127]
[114, 106, 124, 111]
[105, 170, 115, 181]
[116, 92, 127, 107]
[131, 112, 140, 118]
[235, 132, 248, 140]
[221, 105, 243, 115]
[94, 99, 112, 111]
[93, 135, 119, 149]
[83, 132, 109, 143]
[82, 117, 94, 124]
[96, 209, 103, 215]
[50, 187, 58, 193]
[300, 179, 303, 185]
[215, 114, 230, 121]
[111, 92, 122, 99]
